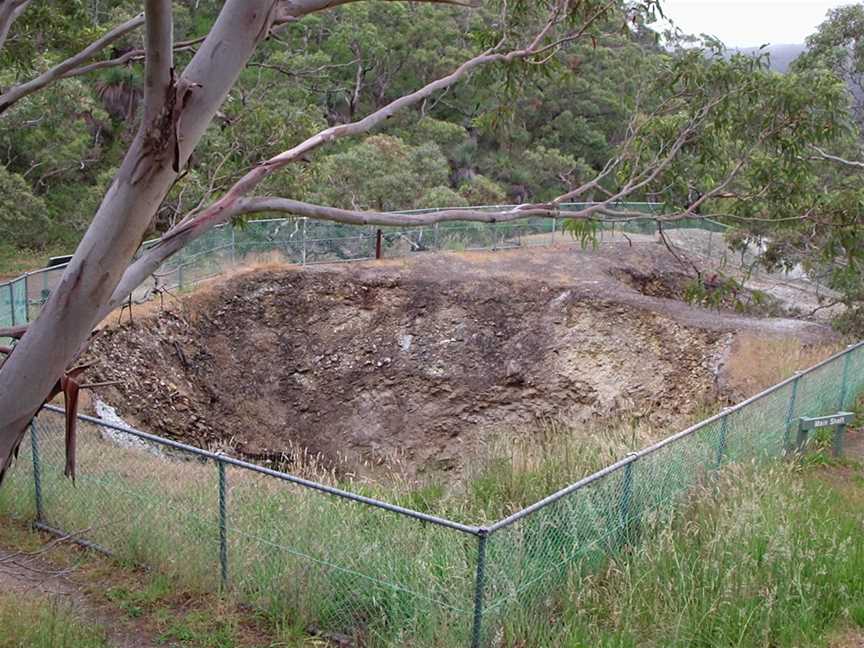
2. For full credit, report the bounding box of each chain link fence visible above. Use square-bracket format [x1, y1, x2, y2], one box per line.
[1, 340, 862, 646]
[4, 201, 757, 337]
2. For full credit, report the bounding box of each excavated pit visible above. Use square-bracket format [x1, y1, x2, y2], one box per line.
[83, 245, 830, 474]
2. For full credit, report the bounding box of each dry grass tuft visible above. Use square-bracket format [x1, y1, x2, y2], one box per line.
[725, 334, 844, 397]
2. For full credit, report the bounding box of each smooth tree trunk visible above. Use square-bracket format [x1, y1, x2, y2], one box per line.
[0, 0, 277, 480]
[0, 0, 480, 481]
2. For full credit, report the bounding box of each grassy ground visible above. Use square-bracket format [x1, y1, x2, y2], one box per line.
[0, 519, 315, 648]
[501, 455, 864, 647]
[0, 338, 857, 646]
[0, 242, 71, 280]
[1, 452, 862, 647]
[0, 592, 108, 648]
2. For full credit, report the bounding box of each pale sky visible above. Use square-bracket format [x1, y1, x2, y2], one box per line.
[656, 1, 859, 47]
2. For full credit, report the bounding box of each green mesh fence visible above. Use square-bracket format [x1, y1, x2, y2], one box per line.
[0, 201, 836, 330]
[0, 276, 27, 328]
[1, 343, 862, 646]
[0, 202, 766, 328]
[0, 202, 690, 321]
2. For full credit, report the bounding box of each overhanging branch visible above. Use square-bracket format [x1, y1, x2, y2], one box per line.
[0, 13, 145, 115]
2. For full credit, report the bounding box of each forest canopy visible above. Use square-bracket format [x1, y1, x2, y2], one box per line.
[0, 0, 661, 245]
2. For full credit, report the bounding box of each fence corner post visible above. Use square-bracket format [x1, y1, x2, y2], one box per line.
[784, 373, 802, 453]
[471, 528, 489, 648]
[30, 420, 44, 524]
[618, 454, 637, 548]
[715, 409, 731, 469]
[839, 345, 854, 411]
[216, 455, 228, 592]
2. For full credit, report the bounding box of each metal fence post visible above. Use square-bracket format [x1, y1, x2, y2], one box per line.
[30, 421, 44, 524]
[230, 227, 237, 267]
[715, 411, 730, 469]
[470, 529, 489, 648]
[551, 217, 556, 244]
[178, 264, 185, 291]
[217, 457, 228, 591]
[301, 218, 307, 266]
[839, 347, 853, 410]
[834, 422, 847, 457]
[23, 274, 29, 323]
[618, 456, 636, 547]
[796, 420, 809, 454]
[8, 283, 15, 327]
[783, 374, 801, 451]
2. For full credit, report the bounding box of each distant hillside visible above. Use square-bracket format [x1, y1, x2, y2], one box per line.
[728, 44, 806, 73]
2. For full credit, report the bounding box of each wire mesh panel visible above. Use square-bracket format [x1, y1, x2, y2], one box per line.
[724, 382, 794, 461]
[480, 465, 630, 645]
[9, 203, 769, 326]
[35, 266, 66, 306]
[795, 359, 846, 420]
[845, 345, 864, 403]
[10, 277, 26, 325]
[0, 282, 12, 330]
[30, 411, 222, 591]
[226, 466, 477, 646]
[0, 426, 36, 521]
[235, 219, 306, 264]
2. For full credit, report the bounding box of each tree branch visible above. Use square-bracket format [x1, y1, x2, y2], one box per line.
[97, 1, 600, 306]
[59, 35, 204, 82]
[0, 13, 145, 115]
[810, 145, 864, 169]
[0, 0, 31, 54]
[142, 0, 173, 126]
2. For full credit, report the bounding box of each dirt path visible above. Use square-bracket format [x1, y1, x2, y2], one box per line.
[0, 543, 156, 648]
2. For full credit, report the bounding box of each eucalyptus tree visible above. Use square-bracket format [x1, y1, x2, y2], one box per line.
[0, 0, 855, 483]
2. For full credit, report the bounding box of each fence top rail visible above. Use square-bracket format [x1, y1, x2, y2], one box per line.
[40, 404, 481, 537]
[488, 339, 864, 533]
[39, 338, 862, 539]
[1, 202, 669, 289]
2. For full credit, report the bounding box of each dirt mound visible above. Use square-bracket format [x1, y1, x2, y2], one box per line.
[83, 244, 830, 474]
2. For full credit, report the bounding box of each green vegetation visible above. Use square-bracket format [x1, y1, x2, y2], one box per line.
[2, 428, 863, 647]
[0, 367, 860, 647]
[0, 0, 658, 261]
[504, 458, 864, 647]
[0, 593, 108, 648]
[5, 1, 864, 331]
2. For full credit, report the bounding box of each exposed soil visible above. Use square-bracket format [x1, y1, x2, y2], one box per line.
[83, 243, 833, 474]
[0, 544, 155, 648]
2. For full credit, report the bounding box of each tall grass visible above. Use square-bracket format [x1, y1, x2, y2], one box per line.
[0, 593, 108, 648]
[0, 338, 861, 646]
[726, 334, 844, 396]
[500, 461, 864, 647]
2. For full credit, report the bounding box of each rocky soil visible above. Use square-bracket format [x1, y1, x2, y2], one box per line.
[82, 243, 832, 474]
